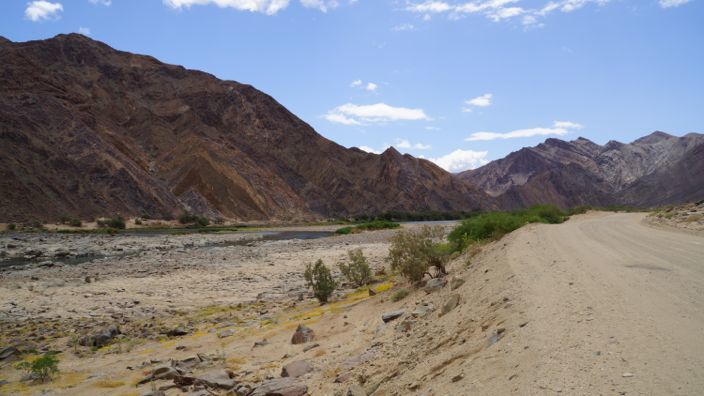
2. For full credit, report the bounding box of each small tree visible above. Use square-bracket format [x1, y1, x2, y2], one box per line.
[304, 259, 337, 304]
[15, 353, 60, 382]
[338, 248, 372, 287]
[387, 225, 449, 284]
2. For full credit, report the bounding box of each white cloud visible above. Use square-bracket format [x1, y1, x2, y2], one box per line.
[78, 26, 91, 35]
[163, 0, 291, 15]
[325, 103, 431, 125]
[553, 120, 583, 129]
[25, 1, 63, 22]
[350, 79, 362, 87]
[463, 93, 492, 112]
[406, 0, 612, 25]
[429, 149, 489, 172]
[300, 0, 340, 12]
[396, 139, 431, 150]
[465, 120, 583, 141]
[392, 23, 416, 31]
[659, 0, 691, 8]
[406, 1, 452, 13]
[89, 0, 111, 5]
[350, 80, 379, 92]
[365, 82, 378, 92]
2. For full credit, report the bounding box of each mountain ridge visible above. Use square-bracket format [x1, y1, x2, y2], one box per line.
[0, 34, 489, 222]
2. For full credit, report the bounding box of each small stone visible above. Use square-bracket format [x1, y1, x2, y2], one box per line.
[167, 326, 189, 337]
[381, 310, 404, 323]
[303, 343, 320, 352]
[368, 288, 377, 296]
[218, 329, 234, 338]
[423, 278, 447, 294]
[253, 339, 269, 348]
[622, 372, 634, 378]
[281, 360, 314, 378]
[451, 374, 464, 382]
[250, 378, 307, 396]
[450, 277, 465, 290]
[440, 294, 460, 316]
[346, 384, 366, 396]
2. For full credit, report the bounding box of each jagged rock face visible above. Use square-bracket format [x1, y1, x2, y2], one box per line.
[460, 132, 704, 208]
[0, 34, 489, 222]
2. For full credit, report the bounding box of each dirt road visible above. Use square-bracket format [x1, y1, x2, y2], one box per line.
[508, 212, 704, 394]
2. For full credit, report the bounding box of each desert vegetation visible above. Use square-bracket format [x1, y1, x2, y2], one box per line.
[338, 248, 372, 287]
[304, 259, 337, 303]
[335, 220, 400, 235]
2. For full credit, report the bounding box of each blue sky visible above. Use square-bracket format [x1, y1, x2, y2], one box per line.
[1, 0, 703, 172]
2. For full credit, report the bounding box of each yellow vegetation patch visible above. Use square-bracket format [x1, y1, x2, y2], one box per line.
[94, 379, 126, 388]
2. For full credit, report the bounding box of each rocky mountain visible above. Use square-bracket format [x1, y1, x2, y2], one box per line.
[0, 34, 490, 222]
[459, 131, 704, 209]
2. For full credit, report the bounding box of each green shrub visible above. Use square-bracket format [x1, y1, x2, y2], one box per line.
[179, 213, 209, 227]
[98, 217, 125, 229]
[391, 288, 409, 302]
[7, 223, 16, 231]
[304, 259, 337, 304]
[335, 226, 353, 235]
[68, 218, 82, 227]
[15, 352, 60, 382]
[338, 248, 372, 287]
[355, 220, 400, 231]
[387, 225, 449, 284]
[448, 205, 567, 251]
[134, 218, 143, 225]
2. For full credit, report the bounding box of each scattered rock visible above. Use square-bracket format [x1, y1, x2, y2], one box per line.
[195, 369, 238, 389]
[394, 317, 414, 332]
[423, 277, 447, 294]
[368, 288, 377, 296]
[382, 310, 404, 323]
[281, 359, 314, 378]
[166, 326, 189, 337]
[291, 324, 315, 344]
[451, 374, 464, 383]
[440, 294, 461, 316]
[450, 277, 465, 290]
[0, 346, 20, 362]
[84, 275, 96, 283]
[253, 339, 269, 348]
[411, 302, 435, 318]
[622, 372, 634, 378]
[138, 366, 184, 385]
[218, 329, 234, 338]
[346, 384, 366, 396]
[334, 372, 352, 383]
[79, 325, 120, 347]
[250, 378, 308, 396]
[303, 343, 320, 352]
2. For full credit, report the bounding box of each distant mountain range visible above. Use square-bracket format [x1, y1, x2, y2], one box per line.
[460, 132, 704, 209]
[0, 34, 701, 222]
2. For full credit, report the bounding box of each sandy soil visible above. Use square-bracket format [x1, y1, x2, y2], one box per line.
[1, 213, 702, 395]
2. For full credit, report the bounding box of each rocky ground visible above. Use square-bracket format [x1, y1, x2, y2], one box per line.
[1, 213, 703, 395]
[645, 201, 704, 234]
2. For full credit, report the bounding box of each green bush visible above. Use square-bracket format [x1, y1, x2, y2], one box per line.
[448, 205, 567, 251]
[97, 217, 126, 229]
[68, 218, 82, 227]
[179, 213, 209, 227]
[7, 223, 16, 231]
[355, 220, 400, 231]
[387, 225, 449, 284]
[335, 226, 353, 235]
[15, 352, 60, 382]
[391, 288, 409, 302]
[338, 248, 372, 287]
[304, 259, 337, 304]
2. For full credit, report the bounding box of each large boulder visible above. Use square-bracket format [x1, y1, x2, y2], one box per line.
[79, 325, 120, 347]
[291, 324, 314, 344]
[423, 277, 447, 294]
[381, 310, 404, 323]
[249, 378, 308, 396]
[440, 294, 461, 316]
[281, 359, 314, 378]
